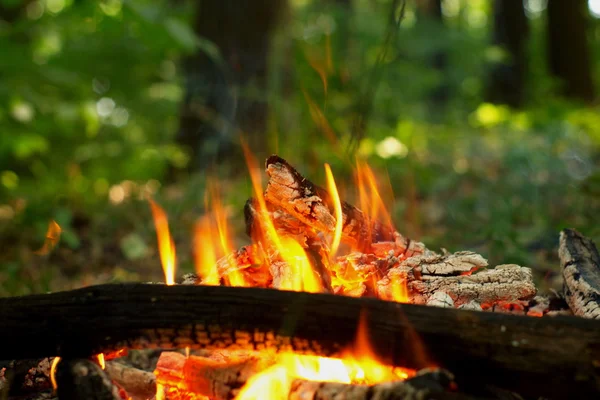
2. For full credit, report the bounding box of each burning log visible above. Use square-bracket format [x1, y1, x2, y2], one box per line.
[559, 228, 600, 319]
[263, 155, 409, 254]
[406, 264, 536, 305]
[288, 369, 462, 400]
[154, 352, 474, 400]
[1, 284, 599, 399]
[54, 358, 122, 400]
[155, 351, 277, 400]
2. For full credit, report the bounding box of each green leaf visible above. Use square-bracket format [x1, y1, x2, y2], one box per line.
[164, 17, 198, 52]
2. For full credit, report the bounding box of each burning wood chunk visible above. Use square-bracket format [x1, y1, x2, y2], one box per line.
[54, 358, 122, 400]
[289, 368, 455, 400]
[559, 228, 600, 319]
[404, 251, 488, 276]
[392, 264, 536, 306]
[155, 351, 277, 400]
[264, 155, 399, 253]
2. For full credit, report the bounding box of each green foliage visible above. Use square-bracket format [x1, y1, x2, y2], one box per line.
[0, 0, 599, 295]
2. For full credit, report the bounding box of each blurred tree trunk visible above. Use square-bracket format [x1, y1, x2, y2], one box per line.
[486, 0, 528, 107]
[547, 0, 595, 103]
[415, 0, 448, 110]
[173, 0, 286, 176]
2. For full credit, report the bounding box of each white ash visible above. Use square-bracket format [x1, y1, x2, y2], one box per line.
[458, 300, 482, 311]
[426, 291, 454, 308]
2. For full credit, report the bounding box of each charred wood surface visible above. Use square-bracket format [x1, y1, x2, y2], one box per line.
[54, 358, 121, 400]
[0, 284, 599, 398]
[559, 228, 600, 319]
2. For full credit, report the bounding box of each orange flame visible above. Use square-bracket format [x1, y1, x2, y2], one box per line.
[149, 199, 176, 285]
[34, 220, 62, 255]
[50, 357, 59, 390]
[236, 313, 413, 400]
[356, 160, 394, 239]
[324, 163, 343, 259]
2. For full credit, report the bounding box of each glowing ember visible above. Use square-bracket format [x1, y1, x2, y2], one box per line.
[149, 198, 176, 285]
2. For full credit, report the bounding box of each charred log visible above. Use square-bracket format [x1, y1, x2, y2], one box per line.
[0, 284, 599, 398]
[559, 228, 600, 319]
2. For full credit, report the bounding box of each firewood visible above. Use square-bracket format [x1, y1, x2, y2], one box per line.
[155, 351, 276, 400]
[264, 155, 411, 254]
[407, 264, 536, 305]
[288, 368, 469, 400]
[105, 361, 156, 400]
[54, 358, 122, 400]
[559, 228, 600, 319]
[0, 358, 53, 397]
[1, 284, 600, 398]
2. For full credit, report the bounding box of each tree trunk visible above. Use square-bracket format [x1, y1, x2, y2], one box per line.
[173, 0, 286, 176]
[486, 0, 528, 107]
[415, 0, 448, 110]
[547, 0, 595, 103]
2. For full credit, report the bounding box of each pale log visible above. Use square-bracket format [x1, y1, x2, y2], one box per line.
[105, 361, 156, 400]
[0, 284, 599, 399]
[559, 228, 600, 319]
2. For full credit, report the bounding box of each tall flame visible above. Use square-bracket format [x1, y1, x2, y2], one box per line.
[324, 163, 343, 258]
[355, 160, 394, 243]
[149, 198, 176, 285]
[241, 139, 322, 293]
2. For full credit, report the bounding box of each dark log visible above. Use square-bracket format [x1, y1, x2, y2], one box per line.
[0, 284, 599, 399]
[54, 358, 121, 400]
[559, 228, 600, 318]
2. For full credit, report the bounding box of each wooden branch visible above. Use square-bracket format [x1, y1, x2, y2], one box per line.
[0, 284, 599, 399]
[559, 228, 600, 319]
[54, 358, 121, 400]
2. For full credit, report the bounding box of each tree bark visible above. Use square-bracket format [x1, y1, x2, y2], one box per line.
[547, 0, 595, 102]
[0, 284, 599, 399]
[173, 0, 286, 175]
[486, 0, 528, 107]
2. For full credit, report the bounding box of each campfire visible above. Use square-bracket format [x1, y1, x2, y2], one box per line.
[1, 154, 600, 400]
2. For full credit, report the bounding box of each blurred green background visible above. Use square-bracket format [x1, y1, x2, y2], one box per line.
[0, 0, 598, 296]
